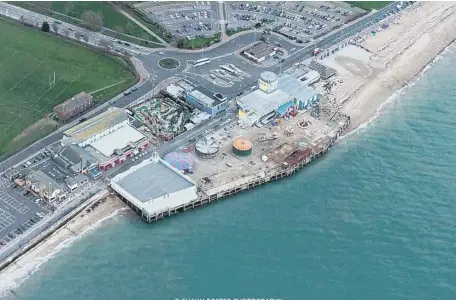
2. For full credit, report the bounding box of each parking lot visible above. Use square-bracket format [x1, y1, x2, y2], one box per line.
[226, 1, 365, 43]
[136, 1, 219, 39]
[0, 180, 47, 250]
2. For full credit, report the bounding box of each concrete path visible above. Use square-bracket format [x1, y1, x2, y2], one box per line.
[218, 1, 229, 42]
[109, 2, 169, 46]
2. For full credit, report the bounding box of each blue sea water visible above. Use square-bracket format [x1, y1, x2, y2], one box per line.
[3, 46, 456, 300]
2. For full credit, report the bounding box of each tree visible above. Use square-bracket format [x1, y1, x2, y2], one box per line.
[51, 22, 59, 34]
[82, 34, 89, 43]
[63, 29, 69, 37]
[176, 38, 185, 48]
[63, 2, 75, 16]
[74, 31, 82, 40]
[81, 10, 103, 31]
[41, 22, 50, 32]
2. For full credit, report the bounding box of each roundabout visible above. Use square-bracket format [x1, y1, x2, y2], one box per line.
[158, 57, 180, 70]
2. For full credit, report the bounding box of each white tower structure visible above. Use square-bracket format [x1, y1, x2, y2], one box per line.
[258, 71, 278, 94]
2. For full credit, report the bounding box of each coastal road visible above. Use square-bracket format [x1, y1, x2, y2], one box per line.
[0, 1, 406, 173]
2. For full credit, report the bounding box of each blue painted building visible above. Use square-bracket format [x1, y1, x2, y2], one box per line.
[185, 86, 228, 117]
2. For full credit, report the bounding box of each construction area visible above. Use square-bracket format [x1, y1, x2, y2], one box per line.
[179, 96, 349, 197]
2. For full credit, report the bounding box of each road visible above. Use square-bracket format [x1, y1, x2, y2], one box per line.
[0, 1, 408, 173]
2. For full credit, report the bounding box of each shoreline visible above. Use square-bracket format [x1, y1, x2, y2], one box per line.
[0, 195, 128, 297]
[342, 2, 456, 132]
[1, 2, 456, 295]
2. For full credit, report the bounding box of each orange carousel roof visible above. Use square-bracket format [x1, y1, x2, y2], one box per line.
[232, 138, 253, 151]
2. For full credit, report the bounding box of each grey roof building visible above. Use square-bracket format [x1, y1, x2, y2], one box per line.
[54, 91, 94, 121]
[309, 60, 337, 80]
[110, 157, 198, 223]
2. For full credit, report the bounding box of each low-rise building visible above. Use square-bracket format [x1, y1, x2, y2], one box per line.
[242, 42, 277, 63]
[185, 86, 228, 117]
[65, 174, 89, 191]
[237, 71, 320, 126]
[110, 156, 198, 223]
[26, 170, 66, 201]
[61, 107, 150, 172]
[53, 92, 93, 121]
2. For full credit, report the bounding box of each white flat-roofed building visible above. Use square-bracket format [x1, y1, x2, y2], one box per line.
[237, 72, 320, 126]
[110, 156, 198, 223]
[90, 125, 146, 157]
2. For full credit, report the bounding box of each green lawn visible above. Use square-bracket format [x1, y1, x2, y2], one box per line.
[10, 1, 161, 44]
[0, 18, 137, 157]
[177, 33, 222, 49]
[347, 1, 392, 11]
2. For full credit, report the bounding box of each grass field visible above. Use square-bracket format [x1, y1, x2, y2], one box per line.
[348, 1, 392, 11]
[10, 1, 161, 44]
[0, 18, 137, 157]
[177, 33, 222, 49]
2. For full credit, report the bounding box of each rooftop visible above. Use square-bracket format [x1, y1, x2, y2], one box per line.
[111, 158, 195, 202]
[260, 71, 278, 83]
[63, 107, 129, 142]
[89, 125, 146, 157]
[309, 60, 337, 80]
[244, 42, 277, 59]
[237, 88, 290, 117]
[27, 170, 63, 192]
[54, 91, 93, 114]
[278, 74, 319, 101]
[188, 86, 227, 107]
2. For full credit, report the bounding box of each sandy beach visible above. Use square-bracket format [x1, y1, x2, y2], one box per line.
[1, 1, 456, 295]
[340, 2, 456, 131]
[0, 194, 127, 296]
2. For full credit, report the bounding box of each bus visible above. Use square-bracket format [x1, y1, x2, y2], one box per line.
[221, 65, 236, 75]
[193, 58, 211, 66]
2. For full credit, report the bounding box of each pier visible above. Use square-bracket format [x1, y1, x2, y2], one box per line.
[114, 115, 350, 223]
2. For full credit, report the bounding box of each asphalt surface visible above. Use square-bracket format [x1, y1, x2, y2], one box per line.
[0, 0, 411, 259]
[0, 1, 406, 174]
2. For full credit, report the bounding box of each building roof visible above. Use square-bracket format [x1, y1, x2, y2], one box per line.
[54, 91, 93, 115]
[111, 158, 195, 203]
[53, 143, 99, 171]
[232, 138, 252, 151]
[196, 138, 219, 155]
[244, 42, 277, 59]
[89, 125, 146, 157]
[309, 60, 337, 80]
[237, 88, 290, 117]
[278, 74, 318, 101]
[188, 86, 226, 108]
[164, 84, 184, 99]
[63, 107, 128, 142]
[260, 71, 278, 83]
[27, 170, 62, 192]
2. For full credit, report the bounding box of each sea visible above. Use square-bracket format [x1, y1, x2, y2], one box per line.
[2, 44, 456, 300]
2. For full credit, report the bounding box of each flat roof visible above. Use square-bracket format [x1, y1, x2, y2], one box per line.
[63, 107, 129, 142]
[245, 42, 276, 58]
[278, 74, 318, 101]
[111, 158, 195, 202]
[237, 89, 290, 117]
[188, 86, 226, 107]
[90, 125, 146, 157]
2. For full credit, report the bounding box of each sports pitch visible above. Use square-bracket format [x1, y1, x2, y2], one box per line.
[0, 18, 137, 157]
